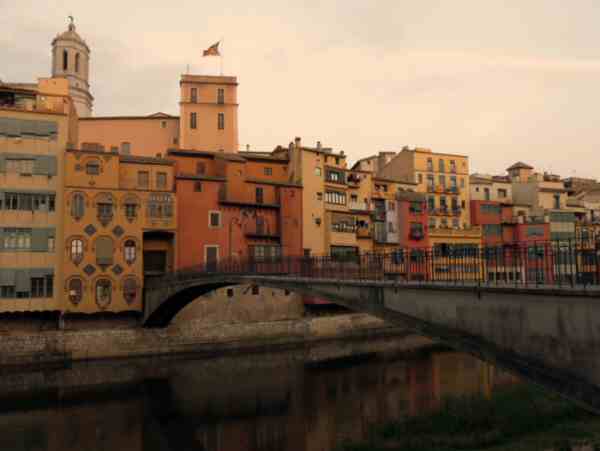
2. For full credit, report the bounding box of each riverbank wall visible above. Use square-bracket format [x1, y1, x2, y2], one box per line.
[0, 313, 431, 369]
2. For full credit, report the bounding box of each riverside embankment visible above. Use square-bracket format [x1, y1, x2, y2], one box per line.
[0, 313, 431, 368]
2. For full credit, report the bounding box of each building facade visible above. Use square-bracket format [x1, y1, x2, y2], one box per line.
[62, 149, 176, 316]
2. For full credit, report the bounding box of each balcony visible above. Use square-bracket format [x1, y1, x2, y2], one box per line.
[446, 186, 460, 194]
[348, 201, 370, 212]
[347, 174, 361, 185]
[243, 221, 281, 239]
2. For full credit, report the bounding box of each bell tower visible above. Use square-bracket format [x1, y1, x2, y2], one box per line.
[51, 17, 93, 117]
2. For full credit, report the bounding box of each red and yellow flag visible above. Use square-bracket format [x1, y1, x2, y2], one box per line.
[203, 41, 221, 57]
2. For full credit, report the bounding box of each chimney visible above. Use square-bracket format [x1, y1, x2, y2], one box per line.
[294, 137, 301, 148]
[246, 144, 250, 151]
[316, 141, 322, 150]
[340, 150, 345, 156]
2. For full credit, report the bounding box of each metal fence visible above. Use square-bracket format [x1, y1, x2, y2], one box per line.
[148, 239, 600, 290]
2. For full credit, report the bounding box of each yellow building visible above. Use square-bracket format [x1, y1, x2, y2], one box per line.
[62, 149, 176, 316]
[0, 78, 76, 315]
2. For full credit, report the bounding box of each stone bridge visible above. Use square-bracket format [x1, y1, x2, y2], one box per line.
[144, 248, 600, 413]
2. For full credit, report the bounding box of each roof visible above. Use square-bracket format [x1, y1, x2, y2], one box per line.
[119, 154, 174, 166]
[507, 161, 534, 171]
[80, 113, 179, 121]
[396, 191, 425, 202]
[238, 151, 289, 163]
[52, 23, 90, 52]
[245, 178, 301, 188]
[176, 174, 226, 182]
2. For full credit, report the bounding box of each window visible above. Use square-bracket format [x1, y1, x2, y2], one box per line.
[451, 197, 459, 211]
[483, 224, 502, 237]
[95, 279, 112, 308]
[450, 160, 456, 172]
[264, 167, 272, 176]
[427, 196, 435, 211]
[252, 286, 259, 295]
[156, 172, 167, 189]
[439, 175, 446, 189]
[6, 159, 34, 175]
[138, 171, 149, 189]
[194, 181, 202, 192]
[218, 112, 225, 130]
[410, 201, 423, 214]
[191, 88, 198, 103]
[317, 192, 323, 201]
[120, 142, 131, 155]
[148, 194, 173, 218]
[250, 245, 281, 262]
[63, 50, 68, 70]
[315, 167, 322, 176]
[484, 187, 490, 201]
[125, 202, 138, 221]
[75, 53, 80, 73]
[123, 278, 138, 304]
[438, 159, 445, 172]
[460, 177, 465, 188]
[209, 211, 221, 228]
[161, 121, 167, 129]
[427, 158, 433, 171]
[439, 196, 447, 211]
[427, 174, 435, 190]
[31, 278, 45, 298]
[196, 162, 206, 175]
[68, 278, 83, 305]
[124, 240, 136, 264]
[326, 169, 345, 184]
[1, 192, 56, 212]
[388, 222, 395, 233]
[498, 188, 507, 198]
[450, 176, 457, 188]
[190, 112, 197, 129]
[86, 160, 100, 175]
[429, 217, 437, 229]
[325, 191, 346, 205]
[70, 238, 84, 264]
[1, 286, 15, 299]
[217, 88, 225, 104]
[554, 194, 561, 209]
[2, 228, 32, 250]
[255, 187, 264, 204]
[71, 193, 85, 219]
[96, 194, 114, 225]
[409, 222, 424, 240]
[227, 288, 234, 298]
[96, 237, 114, 266]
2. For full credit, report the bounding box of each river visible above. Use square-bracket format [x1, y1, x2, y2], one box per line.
[0, 338, 517, 451]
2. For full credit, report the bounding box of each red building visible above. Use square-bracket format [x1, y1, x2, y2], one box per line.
[471, 200, 552, 283]
[169, 149, 303, 270]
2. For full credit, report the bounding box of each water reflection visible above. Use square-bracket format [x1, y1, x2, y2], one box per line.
[0, 347, 517, 451]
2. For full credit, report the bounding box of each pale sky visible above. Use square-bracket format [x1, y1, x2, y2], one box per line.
[2, 0, 600, 177]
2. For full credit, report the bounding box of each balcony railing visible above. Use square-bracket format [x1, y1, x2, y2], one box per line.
[348, 201, 370, 211]
[244, 225, 280, 239]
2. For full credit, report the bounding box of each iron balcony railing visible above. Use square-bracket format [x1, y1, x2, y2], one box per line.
[147, 239, 600, 291]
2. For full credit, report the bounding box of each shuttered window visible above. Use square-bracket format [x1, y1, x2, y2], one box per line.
[71, 193, 85, 219]
[96, 237, 114, 266]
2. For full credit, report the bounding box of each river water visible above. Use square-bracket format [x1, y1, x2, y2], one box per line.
[1, 339, 517, 451]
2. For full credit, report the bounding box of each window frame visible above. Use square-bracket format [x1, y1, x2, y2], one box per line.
[208, 210, 222, 228]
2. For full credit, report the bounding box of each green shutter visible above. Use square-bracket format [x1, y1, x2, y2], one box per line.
[0, 154, 5, 173]
[0, 269, 16, 286]
[34, 156, 49, 175]
[31, 228, 49, 252]
[15, 269, 30, 293]
[47, 156, 57, 175]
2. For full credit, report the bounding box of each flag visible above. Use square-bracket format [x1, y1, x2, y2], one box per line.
[203, 41, 221, 57]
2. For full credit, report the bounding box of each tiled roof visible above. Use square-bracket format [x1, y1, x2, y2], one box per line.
[119, 154, 174, 166]
[507, 161, 533, 171]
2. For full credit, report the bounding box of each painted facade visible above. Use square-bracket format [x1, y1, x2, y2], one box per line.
[62, 149, 176, 315]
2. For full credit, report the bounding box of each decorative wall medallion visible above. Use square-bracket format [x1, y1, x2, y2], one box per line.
[112, 225, 124, 237]
[83, 264, 96, 276]
[84, 224, 97, 236]
[111, 264, 123, 275]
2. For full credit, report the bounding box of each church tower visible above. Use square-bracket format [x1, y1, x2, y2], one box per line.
[51, 18, 93, 117]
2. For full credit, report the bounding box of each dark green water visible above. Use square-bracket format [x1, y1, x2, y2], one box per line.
[0, 343, 514, 451]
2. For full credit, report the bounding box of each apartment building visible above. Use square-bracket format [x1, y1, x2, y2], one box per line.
[0, 79, 76, 316]
[62, 149, 176, 316]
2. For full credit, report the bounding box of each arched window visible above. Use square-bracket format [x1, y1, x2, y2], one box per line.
[71, 193, 85, 220]
[63, 50, 68, 70]
[68, 278, 83, 305]
[123, 195, 139, 222]
[75, 53, 80, 73]
[70, 238, 84, 264]
[95, 236, 114, 266]
[123, 277, 138, 304]
[124, 240, 136, 264]
[96, 193, 114, 226]
[95, 279, 112, 309]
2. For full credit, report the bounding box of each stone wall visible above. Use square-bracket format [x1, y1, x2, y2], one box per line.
[0, 313, 418, 368]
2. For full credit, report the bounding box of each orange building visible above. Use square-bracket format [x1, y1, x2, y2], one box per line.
[62, 148, 176, 317]
[169, 149, 302, 270]
[78, 74, 239, 156]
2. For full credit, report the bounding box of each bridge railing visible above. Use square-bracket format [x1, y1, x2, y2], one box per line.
[147, 239, 600, 290]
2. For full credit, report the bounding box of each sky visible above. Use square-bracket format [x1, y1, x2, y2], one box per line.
[2, 0, 600, 177]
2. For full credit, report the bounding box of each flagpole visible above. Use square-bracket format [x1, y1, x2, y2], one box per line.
[220, 37, 224, 76]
